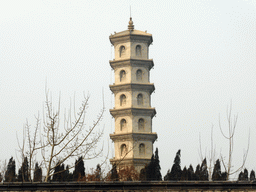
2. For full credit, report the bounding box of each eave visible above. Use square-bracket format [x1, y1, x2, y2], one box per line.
[109, 59, 154, 70]
[109, 83, 155, 94]
[109, 107, 156, 118]
[109, 132, 157, 142]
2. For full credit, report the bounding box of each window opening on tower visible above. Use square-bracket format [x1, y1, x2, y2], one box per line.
[138, 118, 145, 130]
[120, 94, 126, 106]
[120, 70, 126, 82]
[120, 119, 127, 131]
[121, 144, 127, 156]
[139, 143, 145, 156]
[137, 94, 143, 105]
[136, 45, 141, 56]
[136, 69, 142, 81]
[120, 46, 125, 57]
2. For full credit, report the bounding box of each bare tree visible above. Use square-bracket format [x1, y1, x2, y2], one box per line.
[18, 90, 104, 182]
[199, 103, 249, 181]
[219, 103, 250, 180]
[199, 125, 216, 181]
[17, 115, 41, 181]
[0, 160, 7, 182]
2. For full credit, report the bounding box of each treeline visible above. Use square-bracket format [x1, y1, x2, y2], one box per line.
[1, 156, 102, 182]
[163, 150, 255, 182]
[0, 149, 254, 182]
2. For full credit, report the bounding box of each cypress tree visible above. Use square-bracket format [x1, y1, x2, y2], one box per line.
[110, 164, 119, 181]
[238, 171, 244, 181]
[194, 164, 200, 180]
[199, 158, 208, 181]
[33, 162, 42, 182]
[52, 162, 65, 181]
[187, 164, 196, 180]
[181, 166, 188, 181]
[139, 165, 147, 181]
[154, 148, 162, 181]
[17, 157, 29, 182]
[221, 171, 227, 181]
[146, 154, 155, 180]
[95, 164, 101, 181]
[250, 170, 255, 181]
[164, 150, 181, 181]
[212, 159, 222, 181]
[4, 157, 16, 182]
[73, 156, 85, 181]
[244, 168, 249, 181]
[63, 165, 73, 181]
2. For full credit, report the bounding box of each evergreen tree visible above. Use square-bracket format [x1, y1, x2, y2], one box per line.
[73, 156, 85, 181]
[199, 158, 208, 181]
[146, 154, 155, 180]
[144, 148, 162, 181]
[238, 171, 244, 181]
[4, 157, 16, 182]
[17, 157, 29, 182]
[164, 150, 181, 181]
[181, 166, 188, 181]
[95, 164, 101, 181]
[194, 164, 200, 180]
[110, 164, 119, 181]
[244, 168, 249, 181]
[187, 164, 196, 181]
[250, 170, 255, 181]
[33, 162, 42, 182]
[238, 169, 249, 181]
[52, 162, 65, 181]
[139, 165, 147, 181]
[63, 165, 73, 181]
[212, 159, 226, 181]
[221, 171, 227, 181]
[154, 148, 162, 181]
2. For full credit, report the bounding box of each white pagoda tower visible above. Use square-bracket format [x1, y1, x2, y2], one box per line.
[109, 18, 157, 171]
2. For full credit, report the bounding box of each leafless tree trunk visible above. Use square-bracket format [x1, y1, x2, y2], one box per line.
[219, 103, 250, 180]
[199, 125, 216, 181]
[0, 160, 7, 182]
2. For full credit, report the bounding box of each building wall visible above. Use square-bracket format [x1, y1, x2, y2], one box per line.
[114, 42, 148, 60]
[2, 182, 256, 192]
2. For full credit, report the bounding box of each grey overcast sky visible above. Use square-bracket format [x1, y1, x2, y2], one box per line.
[1, 0, 256, 179]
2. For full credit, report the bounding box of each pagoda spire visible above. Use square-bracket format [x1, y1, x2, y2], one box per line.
[128, 17, 134, 31]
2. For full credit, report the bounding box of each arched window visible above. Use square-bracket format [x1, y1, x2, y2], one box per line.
[120, 119, 127, 131]
[120, 46, 125, 57]
[139, 143, 145, 156]
[136, 69, 142, 81]
[121, 144, 127, 156]
[136, 45, 141, 56]
[137, 94, 143, 105]
[138, 118, 145, 130]
[120, 70, 126, 82]
[120, 94, 126, 106]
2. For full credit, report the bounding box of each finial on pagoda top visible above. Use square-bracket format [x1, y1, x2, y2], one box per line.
[128, 17, 134, 31]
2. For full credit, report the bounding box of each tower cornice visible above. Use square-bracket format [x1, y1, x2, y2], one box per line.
[110, 30, 153, 46]
[109, 59, 154, 70]
[109, 132, 157, 143]
[110, 83, 155, 94]
[109, 158, 151, 167]
[110, 107, 156, 118]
